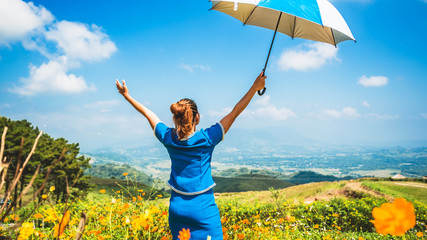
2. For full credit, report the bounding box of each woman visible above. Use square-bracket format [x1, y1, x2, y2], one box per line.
[116, 72, 266, 239]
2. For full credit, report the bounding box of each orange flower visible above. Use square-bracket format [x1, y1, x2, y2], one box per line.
[123, 172, 128, 176]
[372, 198, 416, 236]
[178, 228, 191, 240]
[223, 232, 229, 240]
[237, 233, 245, 239]
[242, 219, 249, 224]
[53, 211, 70, 237]
[33, 213, 44, 219]
[41, 194, 48, 200]
[99, 189, 106, 194]
[416, 232, 424, 237]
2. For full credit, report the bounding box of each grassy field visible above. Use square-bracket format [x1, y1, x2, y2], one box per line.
[361, 180, 427, 204]
[213, 174, 295, 193]
[216, 181, 347, 204]
[2, 178, 426, 239]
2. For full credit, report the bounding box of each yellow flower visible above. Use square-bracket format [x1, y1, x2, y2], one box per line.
[43, 208, 58, 222]
[49, 186, 55, 192]
[372, 198, 416, 236]
[157, 194, 162, 198]
[313, 224, 319, 229]
[42, 194, 48, 200]
[99, 189, 106, 194]
[53, 211, 70, 238]
[178, 228, 191, 240]
[358, 237, 364, 240]
[18, 222, 34, 240]
[123, 172, 128, 176]
[417, 232, 424, 237]
[132, 197, 136, 202]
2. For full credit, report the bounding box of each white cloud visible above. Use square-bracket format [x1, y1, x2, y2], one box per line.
[277, 42, 339, 71]
[251, 95, 296, 120]
[317, 107, 360, 120]
[366, 113, 400, 120]
[0, 0, 53, 45]
[45, 21, 116, 61]
[358, 75, 388, 87]
[84, 100, 121, 113]
[208, 107, 233, 118]
[1, 0, 116, 96]
[179, 63, 211, 73]
[342, 107, 361, 117]
[207, 95, 295, 121]
[11, 56, 95, 96]
[362, 101, 370, 107]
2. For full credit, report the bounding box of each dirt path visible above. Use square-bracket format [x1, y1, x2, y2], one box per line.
[344, 181, 393, 201]
[391, 182, 427, 189]
[304, 181, 394, 204]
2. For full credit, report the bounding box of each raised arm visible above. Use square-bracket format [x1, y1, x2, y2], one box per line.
[220, 72, 266, 134]
[116, 79, 160, 130]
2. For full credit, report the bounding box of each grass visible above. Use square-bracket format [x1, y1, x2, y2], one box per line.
[2, 178, 426, 239]
[89, 176, 170, 200]
[361, 181, 427, 204]
[216, 181, 347, 204]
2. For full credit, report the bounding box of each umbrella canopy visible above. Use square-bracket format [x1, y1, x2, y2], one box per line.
[210, 0, 355, 95]
[210, 0, 355, 46]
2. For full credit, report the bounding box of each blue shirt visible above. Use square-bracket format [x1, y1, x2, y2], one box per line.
[154, 122, 224, 195]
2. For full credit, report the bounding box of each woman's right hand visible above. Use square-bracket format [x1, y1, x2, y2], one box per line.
[115, 79, 129, 96]
[253, 71, 267, 91]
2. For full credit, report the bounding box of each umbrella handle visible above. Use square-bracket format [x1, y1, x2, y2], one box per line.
[257, 70, 266, 96]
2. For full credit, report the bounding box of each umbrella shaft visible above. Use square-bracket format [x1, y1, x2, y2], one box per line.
[263, 12, 282, 73]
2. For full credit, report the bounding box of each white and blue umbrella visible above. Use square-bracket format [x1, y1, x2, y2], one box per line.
[210, 0, 355, 95]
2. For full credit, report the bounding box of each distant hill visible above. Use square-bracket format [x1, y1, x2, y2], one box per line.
[286, 171, 353, 184]
[85, 163, 155, 185]
[213, 174, 295, 193]
[215, 168, 353, 185]
[89, 177, 169, 199]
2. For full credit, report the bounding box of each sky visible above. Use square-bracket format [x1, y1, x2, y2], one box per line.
[0, 0, 426, 151]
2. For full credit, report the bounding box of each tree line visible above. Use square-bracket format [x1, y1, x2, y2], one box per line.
[0, 116, 91, 207]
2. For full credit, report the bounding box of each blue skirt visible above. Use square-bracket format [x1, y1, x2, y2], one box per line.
[169, 189, 223, 240]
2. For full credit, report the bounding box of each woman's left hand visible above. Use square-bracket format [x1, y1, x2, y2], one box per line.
[115, 79, 129, 96]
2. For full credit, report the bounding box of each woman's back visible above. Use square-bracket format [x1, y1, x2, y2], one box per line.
[155, 122, 224, 195]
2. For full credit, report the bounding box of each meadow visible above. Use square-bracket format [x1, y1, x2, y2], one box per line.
[1, 179, 426, 240]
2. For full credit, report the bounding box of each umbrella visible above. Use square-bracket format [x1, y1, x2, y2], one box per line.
[209, 0, 355, 95]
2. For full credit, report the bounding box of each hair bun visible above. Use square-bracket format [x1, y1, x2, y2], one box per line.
[170, 99, 198, 140]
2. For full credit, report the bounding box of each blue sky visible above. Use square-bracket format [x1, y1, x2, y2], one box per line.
[0, 0, 426, 150]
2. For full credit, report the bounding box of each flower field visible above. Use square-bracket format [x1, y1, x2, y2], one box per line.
[1, 185, 426, 240]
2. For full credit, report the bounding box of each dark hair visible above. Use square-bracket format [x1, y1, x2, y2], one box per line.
[170, 98, 199, 140]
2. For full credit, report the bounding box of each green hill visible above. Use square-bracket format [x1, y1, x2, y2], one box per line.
[89, 176, 169, 199]
[86, 163, 155, 185]
[286, 170, 349, 184]
[213, 174, 294, 193]
[215, 168, 353, 185]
